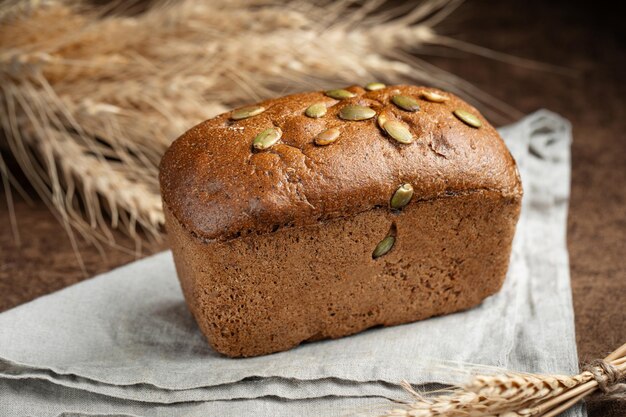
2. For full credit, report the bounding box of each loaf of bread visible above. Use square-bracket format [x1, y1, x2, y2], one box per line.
[159, 84, 522, 357]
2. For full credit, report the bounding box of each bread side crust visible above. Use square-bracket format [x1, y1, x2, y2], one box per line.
[165, 189, 521, 357]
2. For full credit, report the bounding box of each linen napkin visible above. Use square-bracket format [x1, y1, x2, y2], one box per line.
[0, 110, 583, 417]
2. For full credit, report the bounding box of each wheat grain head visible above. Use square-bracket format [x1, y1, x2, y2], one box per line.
[0, 0, 522, 256]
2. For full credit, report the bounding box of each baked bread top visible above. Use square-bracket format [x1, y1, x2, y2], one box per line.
[159, 84, 522, 241]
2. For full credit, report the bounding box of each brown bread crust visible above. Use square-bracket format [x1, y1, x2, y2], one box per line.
[159, 85, 522, 242]
[159, 85, 523, 357]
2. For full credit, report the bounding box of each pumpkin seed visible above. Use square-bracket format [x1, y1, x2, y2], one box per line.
[390, 183, 414, 209]
[253, 127, 282, 150]
[391, 95, 420, 112]
[231, 105, 265, 120]
[421, 90, 449, 103]
[325, 89, 356, 99]
[314, 128, 340, 146]
[365, 82, 386, 91]
[305, 102, 327, 118]
[372, 235, 395, 259]
[453, 109, 482, 128]
[383, 120, 413, 144]
[339, 105, 376, 121]
[377, 110, 390, 129]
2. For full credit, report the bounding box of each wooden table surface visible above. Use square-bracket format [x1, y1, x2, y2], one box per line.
[0, 1, 624, 415]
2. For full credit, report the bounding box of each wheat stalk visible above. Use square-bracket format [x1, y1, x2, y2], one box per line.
[0, 0, 540, 260]
[383, 342, 626, 417]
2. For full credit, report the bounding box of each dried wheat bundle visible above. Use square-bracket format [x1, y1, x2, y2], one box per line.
[0, 0, 541, 262]
[383, 342, 626, 417]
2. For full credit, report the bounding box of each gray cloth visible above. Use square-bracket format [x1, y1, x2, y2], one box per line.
[0, 110, 584, 417]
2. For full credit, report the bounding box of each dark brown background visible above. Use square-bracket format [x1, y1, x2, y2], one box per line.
[0, 0, 624, 415]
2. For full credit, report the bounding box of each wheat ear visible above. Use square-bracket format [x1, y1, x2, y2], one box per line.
[0, 0, 546, 254]
[385, 342, 626, 417]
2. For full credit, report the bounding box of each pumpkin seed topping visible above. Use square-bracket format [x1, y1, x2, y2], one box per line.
[305, 102, 327, 118]
[383, 120, 413, 144]
[390, 183, 414, 209]
[339, 105, 376, 121]
[365, 82, 386, 91]
[391, 95, 420, 112]
[421, 90, 449, 103]
[314, 128, 340, 146]
[253, 127, 282, 150]
[372, 235, 395, 259]
[325, 89, 356, 99]
[377, 110, 391, 129]
[453, 109, 482, 128]
[231, 105, 266, 120]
